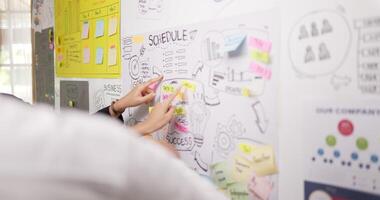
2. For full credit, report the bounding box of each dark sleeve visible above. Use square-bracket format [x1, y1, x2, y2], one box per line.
[95, 106, 124, 123]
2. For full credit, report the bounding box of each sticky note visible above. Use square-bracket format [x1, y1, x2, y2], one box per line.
[248, 174, 273, 200]
[68, 100, 75, 108]
[174, 122, 188, 133]
[181, 80, 196, 92]
[227, 182, 250, 200]
[96, 47, 104, 65]
[249, 37, 272, 53]
[162, 84, 175, 93]
[83, 47, 90, 64]
[224, 33, 246, 53]
[241, 87, 252, 97]
[251, 50, 270, 64]
[250, 62, 272, 80]
[95, 19, 105, 38]
[174, 106, 186, 116]
[251, 145, 278, 176]
[132, 35, 144, 44]
[57, 53, 64, 62]
[149, 107, 153, 113]
[211, 162, 233, 189]
[108, 17, 118, 36]
[176, 91, 186, 102]
[81, 21, 90, 39]
[232, 155, 255, 183]
[108, 45, 117, 66]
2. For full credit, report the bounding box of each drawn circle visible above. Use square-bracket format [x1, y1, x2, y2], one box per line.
[129, 55, 140, 80]
[333, 150, 341, 158]
[325, 135, 337, 147]
[217, 132, 232, 151]
[351, 152, 359, 161]
[289, 10, 351, 77]
[371, 155, 379, 163]
[356, 137, 368, 151]
[317, 148, 324, 156]
[308, 190, 332, 200]
[338, 119, 353, 136]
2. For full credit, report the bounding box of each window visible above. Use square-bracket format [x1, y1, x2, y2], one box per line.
[0, 0, 32, 103]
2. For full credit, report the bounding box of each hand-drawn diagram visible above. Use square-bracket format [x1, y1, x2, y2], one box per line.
[138, 0, 165, 20]
[355, 17, 380, 94]
[288, 10, 353, 89]
[121, 12, 279, 199]
[93, 83, 122, 111]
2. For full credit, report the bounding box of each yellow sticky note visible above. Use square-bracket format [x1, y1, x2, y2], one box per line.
[175, 106, 186, 116]
[68, 100, 75, 108]
[162, 84, 175, 93]
[251, 50, 270, 64]
[148, 107, 153, 113]
[181, 80, 196, 92]
[232, 155, 255, 183]
[176, 92, 186, 101]
[241, 87, 251, 97]
[251, 145, 278, 176]
[211, 162, 234, 190]
[132, 35, 144, 44]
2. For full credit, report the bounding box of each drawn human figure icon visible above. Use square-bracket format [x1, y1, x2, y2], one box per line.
[311, 22, 319, 37]
[319, 42, 330, 61]
[321, 19, 333, 34]
[298, 25, 309, 40]
[304, 46, 316, 63]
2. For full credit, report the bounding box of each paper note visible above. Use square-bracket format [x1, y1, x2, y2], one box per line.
[95, 19, 105, 38]
[176, 91, 186, 102]
[232, 155, 255, 183]
[96, 47, 104, 65]
[57, 53, 64, 62]
[108, 45, 117, 66]
[162, 84, 175, 93]
[149, 107, 153, 113]
[224, 33, 246, 53]
[251, 145, 278, 176]
[108, 17, 117, 36]
[132, 35, 144, 44]
[211, 162, 233, 189]
[175, 106, 186, 116]
[249, 37, 272, 53]
[239, 143, 256, 155]
[227, 182, 250, 200]
[248, 174, 273, 200]
[81, 21, 89, 39]
[251, 50, 270, 64]
[241, 87, 252, 97]
[83, 47, 90, 64]
[181, 80, 196, 92]
[250, 62, 272, 80]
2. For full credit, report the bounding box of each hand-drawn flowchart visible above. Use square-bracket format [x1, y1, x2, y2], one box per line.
[121, 11, 280, 199]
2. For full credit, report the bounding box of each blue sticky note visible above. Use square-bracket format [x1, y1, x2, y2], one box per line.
[96, 47, 103, 64]
[224, 33, 246, 53]
[95, 19, 105, 38]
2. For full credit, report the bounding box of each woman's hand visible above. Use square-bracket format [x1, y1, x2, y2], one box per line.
[112, 76, 163, 114]
[133, 88, 181, 136]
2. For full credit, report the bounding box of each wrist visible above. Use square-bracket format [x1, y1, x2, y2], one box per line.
[133, 122, 153, 136]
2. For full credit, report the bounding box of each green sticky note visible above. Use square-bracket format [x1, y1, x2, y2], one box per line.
[251, 50, 270, 64]
[227, 182, 250, 200]
[211, 161, 234, 190]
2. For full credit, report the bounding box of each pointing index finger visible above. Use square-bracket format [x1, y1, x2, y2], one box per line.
[164, 86, 182, 106]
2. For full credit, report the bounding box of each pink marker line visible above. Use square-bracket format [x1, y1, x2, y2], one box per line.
[249, 37, 272, 53]
[175, 122, 189, 133]
[250, 62, 272, 80]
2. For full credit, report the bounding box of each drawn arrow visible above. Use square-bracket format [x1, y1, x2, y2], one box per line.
[252, 101, 269, 134]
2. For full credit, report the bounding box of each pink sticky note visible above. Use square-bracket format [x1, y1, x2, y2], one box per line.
[249, 37, 272, 53]
[250, 62, 272, 80]
[57, 54, 64, 62]
[175, 122, 189, 133]
[248, 174, 273, 200]
[162, 94, 170, 101]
